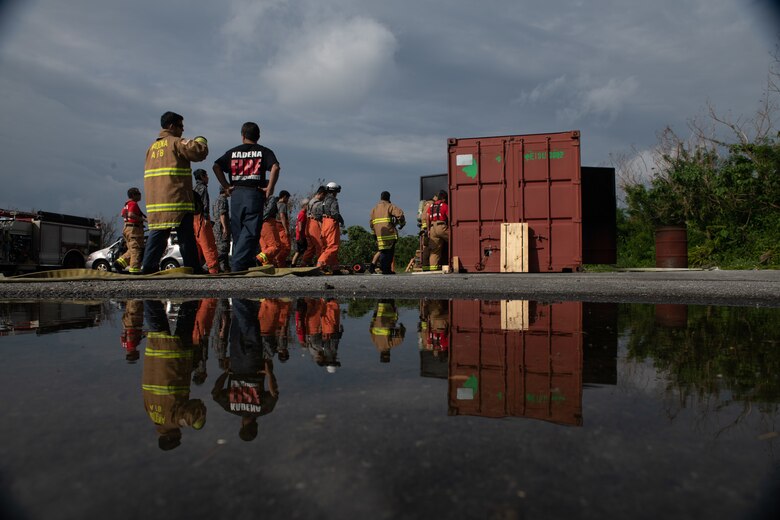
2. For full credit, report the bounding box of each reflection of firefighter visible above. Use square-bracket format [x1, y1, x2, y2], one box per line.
[424, 300, 449, 355]
[276, 299, 291, 362]
[321, 299, 342, 372]
[142, 300, 206, 451]
[212, 298, 279, 442]
[121, 299, 144, 363]
[213, 299, 231, 370]
[295, 298, 307, 346]
[369, 299, 406, 363]
[303, 297, 326, 367]
[259, 298, 290, 361]
[192, 298, 218, 385]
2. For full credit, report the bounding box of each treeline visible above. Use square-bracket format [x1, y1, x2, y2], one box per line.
[337, 225, 419, 270]
[618, 130, 780, 268]
[617, 56, 780, 269]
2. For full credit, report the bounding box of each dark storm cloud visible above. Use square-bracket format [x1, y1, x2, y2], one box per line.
[0, 0, 776, 229]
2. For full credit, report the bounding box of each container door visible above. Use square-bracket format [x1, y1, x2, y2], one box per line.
[508, 132, 582, 272]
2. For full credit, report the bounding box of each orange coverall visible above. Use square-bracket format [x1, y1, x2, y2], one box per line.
[194, 214, 219, 274]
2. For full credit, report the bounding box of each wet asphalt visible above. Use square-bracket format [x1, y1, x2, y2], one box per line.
[1, 268, 779, 307]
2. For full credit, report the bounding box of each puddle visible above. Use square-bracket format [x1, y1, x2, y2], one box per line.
[0, 298, 778, 519]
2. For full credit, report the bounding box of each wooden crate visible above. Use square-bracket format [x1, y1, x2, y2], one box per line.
[500, 223, 529, 272]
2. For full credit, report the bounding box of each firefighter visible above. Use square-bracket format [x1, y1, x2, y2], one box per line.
[193, 169, 219, 274]
[212, 122, 281, 273]
[369, 191, 406, 275]
[275, 190, 292, 267]
[213, 186, 231, 273]
[116, 187, 146, 274]
[302, 187, 326, 266]
[211, 298, 278, 442]
[369, 299, 406, 363]
[120, 299, 144, 363]
[256, 193, 281, 266]
[418, 194, 436, 271]
[142, 299, 206, 450]
[426, 190, 449, 271]
[142, 111, 208, 274]
[317, 182, 344, 270]
[290, 198, 309, 267]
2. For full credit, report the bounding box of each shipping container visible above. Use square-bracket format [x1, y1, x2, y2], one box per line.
[420, 174, 448, 201]
[448, 299, 584, 426]
[448, 131, 583, 272]
[581, 167, 617, 264]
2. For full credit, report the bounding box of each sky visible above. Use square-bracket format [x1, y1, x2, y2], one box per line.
[0, 0, 778, 233]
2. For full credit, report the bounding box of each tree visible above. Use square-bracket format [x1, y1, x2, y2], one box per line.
[616, 51, 780, 268]
[96, 213, 120, 247]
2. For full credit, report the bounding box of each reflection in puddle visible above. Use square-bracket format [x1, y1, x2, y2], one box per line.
[1, 297, 779, 518]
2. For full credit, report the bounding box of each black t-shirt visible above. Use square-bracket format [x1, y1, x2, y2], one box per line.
[214, 143, 279, 188]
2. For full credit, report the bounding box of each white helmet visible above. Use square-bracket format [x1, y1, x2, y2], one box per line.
[325, 181, 341, 193]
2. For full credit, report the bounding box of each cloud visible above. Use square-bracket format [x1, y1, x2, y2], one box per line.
[262, 16, 398, 113]
[515, 74, 640, 124]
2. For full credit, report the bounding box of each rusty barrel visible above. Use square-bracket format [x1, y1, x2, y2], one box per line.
[655, 226, 688, 268]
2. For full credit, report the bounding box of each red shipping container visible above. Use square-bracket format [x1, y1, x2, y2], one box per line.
[448, 131, 582, 272]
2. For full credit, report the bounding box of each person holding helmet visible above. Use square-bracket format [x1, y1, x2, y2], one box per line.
[317, 182, 344, 270]
[142, 111, 208, 274]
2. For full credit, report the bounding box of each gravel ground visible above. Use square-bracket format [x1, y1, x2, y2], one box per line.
[1, 268, 779, 307]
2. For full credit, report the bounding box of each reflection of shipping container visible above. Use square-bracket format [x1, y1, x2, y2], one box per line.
[447, 132, 616, 272]
[0, 301, 103, 336]
[448, 300, 584, 426]
[582, 303, 618, 385]
[0, 208, 102, 273]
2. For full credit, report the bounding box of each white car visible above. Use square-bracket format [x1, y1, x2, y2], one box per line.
[85, 234, 183, 272]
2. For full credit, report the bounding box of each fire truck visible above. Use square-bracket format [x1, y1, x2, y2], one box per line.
[0, 208, 102, 275]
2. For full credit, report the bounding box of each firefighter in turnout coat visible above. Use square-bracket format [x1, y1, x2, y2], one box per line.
[370, 191, 406, 275]
[142, 111, 208, 274]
